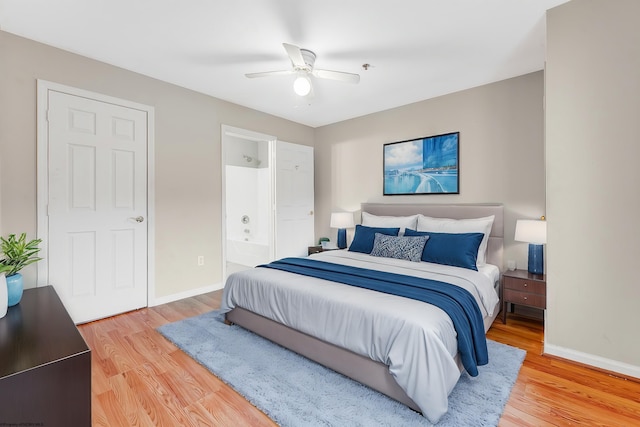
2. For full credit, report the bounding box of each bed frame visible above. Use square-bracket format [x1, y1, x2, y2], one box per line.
[225, 203, 504, 412]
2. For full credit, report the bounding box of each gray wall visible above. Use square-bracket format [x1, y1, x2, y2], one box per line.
[0, 30, 314, 300]
[314, 71, 546, 269]
[545, 0, 640, 374]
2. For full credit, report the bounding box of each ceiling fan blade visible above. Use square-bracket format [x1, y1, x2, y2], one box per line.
[245, 70, 294, 79]
[283, 43, 306, 68]
[312, 69, 360, 84]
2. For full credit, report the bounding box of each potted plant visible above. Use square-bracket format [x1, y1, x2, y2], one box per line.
[0, 233, 42, 306]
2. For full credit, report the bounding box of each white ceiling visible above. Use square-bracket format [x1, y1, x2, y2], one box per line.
[0, 0, 568, 128]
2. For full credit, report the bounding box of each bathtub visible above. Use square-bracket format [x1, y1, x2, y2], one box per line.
[226, 236, 271, 267]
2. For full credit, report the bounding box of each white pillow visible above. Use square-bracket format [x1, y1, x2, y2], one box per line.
[362, 212, 418, 235]
[416, 215, 495, 267]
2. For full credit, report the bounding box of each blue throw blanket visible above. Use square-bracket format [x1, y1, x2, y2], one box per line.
[260, 257, 488, 376]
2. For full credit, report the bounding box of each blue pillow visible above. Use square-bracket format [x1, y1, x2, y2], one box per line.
[348, 225, 400, 254]
[404, 229, 483, 271]
[370, 233, 429, 262]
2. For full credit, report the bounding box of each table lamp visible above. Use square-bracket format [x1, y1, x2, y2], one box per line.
[514, 217, 547, 275]
[330, 212, 354, 249]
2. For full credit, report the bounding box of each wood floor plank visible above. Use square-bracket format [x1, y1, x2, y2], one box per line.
[157, 368, 209, 408]
[96, 389, 137, 426]
[194, 389, 278, 427]
[91, 393, 113, 427]
[126, 330, 177, 368]
[78, 292, 640, 426]
[132, 306, 177, 330]
[151, 303, 190, 324]
[500, 405, 556, 427]
[521, 368, 640, 423]
[108, 328, 153, 368]
[124, 365, 194, 426]
[109, 372, 158, 426]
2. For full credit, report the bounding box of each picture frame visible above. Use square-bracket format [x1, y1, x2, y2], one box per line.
[383, 132, 459, 195]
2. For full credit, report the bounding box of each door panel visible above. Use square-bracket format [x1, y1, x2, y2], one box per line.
[69, 231, 96, 297]
[47, 90, 148, 323]
[275, 141, 314, 258]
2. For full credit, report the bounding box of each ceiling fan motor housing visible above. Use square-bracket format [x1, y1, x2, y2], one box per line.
[297, 49, 316, 71]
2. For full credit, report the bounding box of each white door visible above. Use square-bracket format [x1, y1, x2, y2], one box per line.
[275, 141, 315, 258]
[46, 90, 148, 323]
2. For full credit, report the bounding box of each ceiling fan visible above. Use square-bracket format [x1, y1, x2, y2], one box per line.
[245, 43, 360, 96]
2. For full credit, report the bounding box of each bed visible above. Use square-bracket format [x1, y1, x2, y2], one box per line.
[220, 203, 504, 423]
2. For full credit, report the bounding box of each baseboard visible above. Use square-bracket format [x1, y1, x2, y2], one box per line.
[150, 282, 223, 307]
[544, 343, 640, 380]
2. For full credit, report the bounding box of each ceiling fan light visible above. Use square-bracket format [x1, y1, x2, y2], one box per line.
[293, 75, 312, 96]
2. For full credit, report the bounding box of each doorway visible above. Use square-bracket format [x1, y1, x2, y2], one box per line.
[37, 80, 155, 324]
[221, 125, 314, 279]
[222, 126, 274, 276]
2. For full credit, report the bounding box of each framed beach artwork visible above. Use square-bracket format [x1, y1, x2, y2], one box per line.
[383, 132, 459, 195]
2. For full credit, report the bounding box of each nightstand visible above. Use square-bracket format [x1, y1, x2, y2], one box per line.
[501, 269, 546, 323]
[308, 246, 340, 255]
[308, 245, 323, 255]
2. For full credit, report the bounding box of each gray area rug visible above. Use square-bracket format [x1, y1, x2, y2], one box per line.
[158, 311, 525, 426]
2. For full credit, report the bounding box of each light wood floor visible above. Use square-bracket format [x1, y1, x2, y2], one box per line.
[78, 291, 640, 426]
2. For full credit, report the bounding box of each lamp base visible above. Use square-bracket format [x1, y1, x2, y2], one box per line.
[528, 244, 544, 275]
[337, 228, 347, 249]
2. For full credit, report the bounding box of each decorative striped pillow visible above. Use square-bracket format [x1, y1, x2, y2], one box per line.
[369, 233, 429, 262]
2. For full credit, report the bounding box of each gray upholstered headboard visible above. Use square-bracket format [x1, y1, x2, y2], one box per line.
[360, 203, 504, 270]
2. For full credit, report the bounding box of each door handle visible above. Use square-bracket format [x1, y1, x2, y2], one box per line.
[131, 216, 145, 223]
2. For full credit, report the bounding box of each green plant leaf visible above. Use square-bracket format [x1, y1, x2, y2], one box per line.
[0, 232, 42, 276]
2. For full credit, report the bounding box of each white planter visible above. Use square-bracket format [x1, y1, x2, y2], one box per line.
[0, 273, 7, 318]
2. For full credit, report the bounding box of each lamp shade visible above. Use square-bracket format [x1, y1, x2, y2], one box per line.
[514, 219, 547, 244]
[330, 212, 354, 229]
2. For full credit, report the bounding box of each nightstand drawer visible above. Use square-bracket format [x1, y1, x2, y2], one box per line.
[503, 289, 546, 309]
[503, 276, 546, 295]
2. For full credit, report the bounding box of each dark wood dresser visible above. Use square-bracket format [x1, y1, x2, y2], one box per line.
[0, 285, 91, 426]
[502, 269, 547, 323]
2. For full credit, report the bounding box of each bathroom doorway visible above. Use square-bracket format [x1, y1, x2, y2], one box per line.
[221, 125, 314, 279]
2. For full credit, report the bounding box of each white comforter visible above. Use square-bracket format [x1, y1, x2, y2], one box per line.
[220, 250, 499, 423]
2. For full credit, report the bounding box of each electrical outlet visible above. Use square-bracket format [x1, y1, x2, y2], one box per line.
[197, 256, 205, 266]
